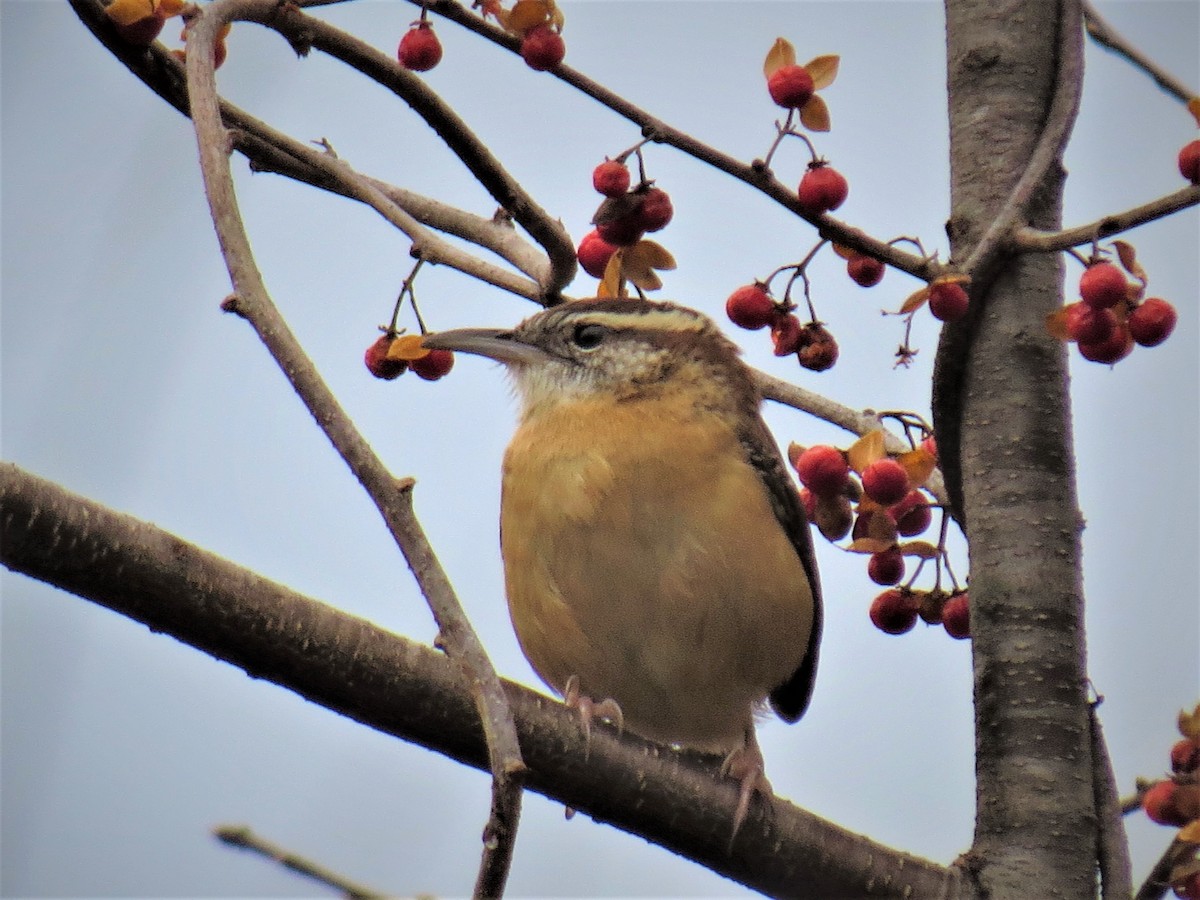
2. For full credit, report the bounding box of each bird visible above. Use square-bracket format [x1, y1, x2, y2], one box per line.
[422, 298, 822, 835]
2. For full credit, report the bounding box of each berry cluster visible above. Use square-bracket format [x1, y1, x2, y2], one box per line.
[364, 333, 454, 382]
[1050, 244, 1178, 366]
[363, 264, 454, 382]
[399, 0, 566, 73]
[726, 283, 839, 372]
[1140, 704, 1200, 898]
[575, 150, 676, 296]
[790, 429, 967, 639]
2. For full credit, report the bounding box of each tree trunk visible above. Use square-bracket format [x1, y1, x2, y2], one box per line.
[942, 0, 1096, 895]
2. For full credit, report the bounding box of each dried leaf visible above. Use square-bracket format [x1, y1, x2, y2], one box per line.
[897, 447, 937, 488]
[505, 0, 552, 36]
[799, 94, 831, 132]
[1188, 97, 1200, 128]
[1045, 307, 1072, 342]
[804, 54, 839, 90]
[847, 429, 886, 473]
[933, 272, 971, 287]
[1179, 819, 1200, 845]
[624, 243, 672, 292]
[899, 286, 931, 315]
[598, 250, 624, 299]
[159, 0, 185, 15]
[104, 0, 157, 26]
[848, 537, 895, 555]
[787, 442, 806, 471]
[899, 540, 941, 560]
[763, 37, 796, 79]
[388, 334, 429, 361]
[1179, 703, 1200, 740]
[831, 243, 857, 260]
[629, 239, 676, 271]
[1112, 239, 1148, 284]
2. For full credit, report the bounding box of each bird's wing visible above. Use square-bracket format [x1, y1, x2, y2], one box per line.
[738, 414, 823, 723]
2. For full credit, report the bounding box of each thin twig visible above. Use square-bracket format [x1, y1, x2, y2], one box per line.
[214, 825, 389, 899]
[1082, 0, 1197, 104]
[1014, 185, 1200, 252]
[182, 4, 525, 896]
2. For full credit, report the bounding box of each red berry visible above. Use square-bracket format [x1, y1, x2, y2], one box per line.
[797, 323, 839, 372]
[771, 313, 804, 356]
[1177, 871, 1200, 899]
[1065, 301, 1116, 344]
[1179, 139, 1200, 184]
[870, 589, 919, 635]
[1079, 262, 1128, 310]
[592, 160, 630, 197]
[921, 436, 938, 462]
[1171, 739, 1200, 774]
[847, 255, 885, 287]
[795, 445, 850, 497]
[364, 335, 407, 380]
[892, 490, 932, 537]
[868, 547, 905, 586]
[725, 284, 776, 331]
[1127, 297, 1177, 347]
[398, 22, 443, 71]
[576, 229, 618, 278]
[928, 281, 969, 322]
[862, 458, 910, 506]
[798, 487, 817, 520]
[1142, 780, 1189, 827]
[767, 64, 815, 109]
[1077, 324, 1134, 365]
[412, 348, 455, 381]
[595, 214, 644, 247]
[637, 188, 673, 232]
[942, 592, 970, 639]
[521, 24, 565, 70]
[796, 164, 848, 215]
[813, 493, 853, 542]
[114, 12, 167, 45]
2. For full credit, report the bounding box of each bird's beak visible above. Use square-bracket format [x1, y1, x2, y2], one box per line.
[420, 328, 549, 366]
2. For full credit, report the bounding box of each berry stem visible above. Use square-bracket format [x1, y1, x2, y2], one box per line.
[759, 111, 796, 171]
[389, 257, 427, 334]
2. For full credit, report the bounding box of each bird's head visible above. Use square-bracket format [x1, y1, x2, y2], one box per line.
[422, 298, 760, 420]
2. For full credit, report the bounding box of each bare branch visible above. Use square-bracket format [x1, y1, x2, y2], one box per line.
[1014, 185, 1200, 252]
[67, 0, 564, 304]
[0, 463, 964, 900]
[182, 4, 525, 894]
[214, 825, 388, 899]
[1083, 1, 1198, 104]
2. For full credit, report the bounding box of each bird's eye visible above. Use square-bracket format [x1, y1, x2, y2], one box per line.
[571, 323, 607, 350]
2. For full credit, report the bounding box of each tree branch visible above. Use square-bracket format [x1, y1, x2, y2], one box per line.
[182, 4, 525, 893]
[0, 463, 963, 899]
[1014, 185, 1200, 252]
[67, 0, 564, 304]
[1090, 704, 1134, 899]
[405, 0, 940, 283]
[1082, 1, 1198, 104]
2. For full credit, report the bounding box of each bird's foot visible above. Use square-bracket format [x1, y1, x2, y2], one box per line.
[563, 675, 623, 753]
[720, 727, 773, 844]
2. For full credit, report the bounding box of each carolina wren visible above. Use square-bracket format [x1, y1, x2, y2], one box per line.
[423, 298, 822, 831]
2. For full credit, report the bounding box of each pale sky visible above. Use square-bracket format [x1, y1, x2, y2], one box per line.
[3, 1, 1197, 896]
